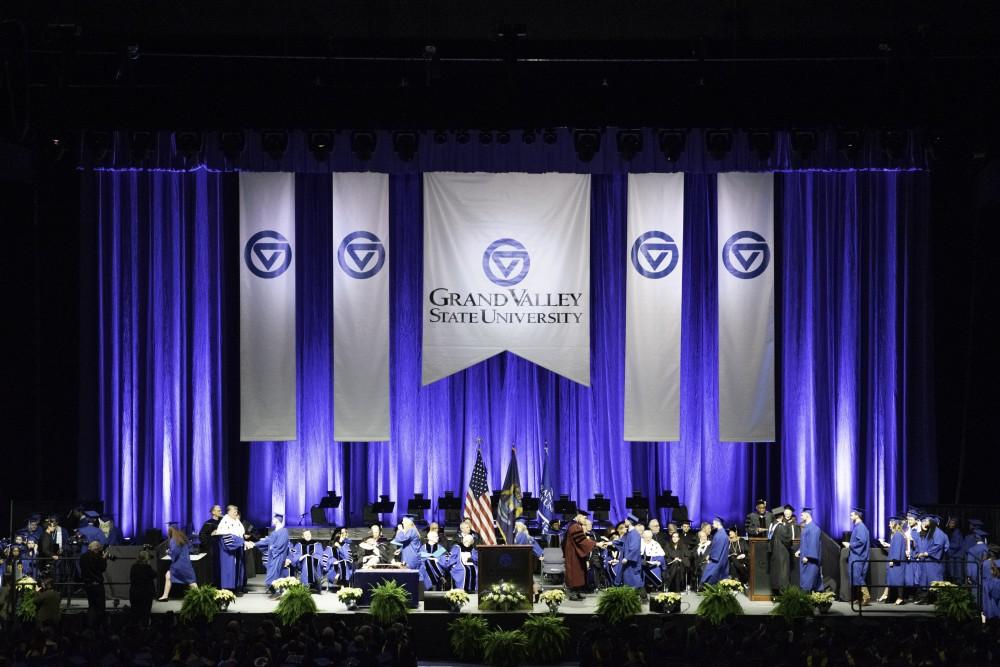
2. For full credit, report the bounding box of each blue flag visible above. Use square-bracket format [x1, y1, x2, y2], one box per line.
[538, 445, 554, 529]
[497, 448, 523, 544]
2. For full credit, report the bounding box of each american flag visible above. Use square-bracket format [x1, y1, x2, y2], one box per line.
[464, 447, 497, 545]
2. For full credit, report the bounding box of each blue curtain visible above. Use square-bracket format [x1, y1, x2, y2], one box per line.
[88, 168, 934, 538]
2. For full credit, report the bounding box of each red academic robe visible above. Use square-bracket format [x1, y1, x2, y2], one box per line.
[562, 521, 596, 588]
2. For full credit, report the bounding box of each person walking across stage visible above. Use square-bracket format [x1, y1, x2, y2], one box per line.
[247, 514, 291, 597]
[768, 507, 792, 596]
[699, 517, 730, 587]
[79, 540, 108, 627]
[795, 507, 823, 592]
[159, 523, 197, 601]
[618, 514, 645, 594]
[562, 510, 597, 600]
[882, 516, 907, 605]
[845, 507, 871, 605]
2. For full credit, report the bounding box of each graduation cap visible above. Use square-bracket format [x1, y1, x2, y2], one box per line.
[801, 507, 814, 515]
[850, 507, 864, 516]
[679, 517, 692, 525]
[973, 529, 988, 540]
[83, 511, 99, 523]
[968, 519, 984, 527]
[166, 521, 180, 529]
[888, 515, 902, 523]
[401, 513, 417, 520]
[99, 514, 114, 522]
[27, 513, 41, 523]
[273, 513, 285, 522]
[905, 507, 920, 518]
[925, 514, 941, 524]
[712, 516, 725, 525]
[727, 525, 740, 533]
[771, 508, 785, 517]
[755, 498, 767, 506]
[783, 504, 795, 512]
[625, 512, 639, 524]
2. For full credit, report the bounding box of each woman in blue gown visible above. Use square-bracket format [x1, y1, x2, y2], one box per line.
[158, 525, 197, 600]
[884, 517, 907, 604]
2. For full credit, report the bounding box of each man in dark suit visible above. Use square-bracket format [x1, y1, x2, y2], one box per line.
[745, 499, 772, 538]
[648, 519, 670, 550]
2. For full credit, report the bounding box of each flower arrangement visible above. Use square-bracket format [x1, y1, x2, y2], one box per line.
[480, 581, 527, 611]
[214, 589, 236, 608]
[15, 577, 39, 622]
[336, 587, 364, 603]
[445, 589, 471, 607]
[271, 576, 301, 591]
[539, 589, 565, 605]
[929, 580, 956, 588]
[650, 591, 682, 614]
[652, 591, 682, 604]
[15, 576, 39, 590]
[718, 578, 744, 593]
[809, 591, 836, 604]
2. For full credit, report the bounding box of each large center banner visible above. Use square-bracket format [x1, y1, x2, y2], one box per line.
[422, 173, 591, 386]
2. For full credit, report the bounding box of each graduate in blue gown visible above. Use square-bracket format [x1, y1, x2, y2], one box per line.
[916, 515, 948, 597]
[328, 528, 354, 588]
[796, 507, 823, 592]
[78, 512, 107, 550]
[513, 518, 544, 558]
[700, 517, 730, 587]
[390, 516, 423, 570]
[966, 530, 989, 611]
[884, 517, 907, 604]
[419, 529, 448, 590]
[445, 533, 479, 592]
[982, 549, 1000, 621]
[158, 523, 197, 600]
[249, 514, 290, 593]
[944, 516, 965, 582]
[99, 515, 124, 546]
[619, 514, 645, 590]
[16, 514, 43, 544]
[846, 507, 871, 604]
[903, 509, 922, 592]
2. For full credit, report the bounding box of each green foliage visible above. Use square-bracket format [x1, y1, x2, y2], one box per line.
[933, 585, 976, 623]
[448, 615, 489, 662]
[696, 583, 744, 626]
[274, 583, 318, 626]
[368, 578, 410, 626]
[520, 614, 570, 663]
[771, 586, 815, 623]
[179, 585, 220, 625]
[595, 586, 643, 625]
[15, 589, 37, 622]
[481, 628, 528, 667]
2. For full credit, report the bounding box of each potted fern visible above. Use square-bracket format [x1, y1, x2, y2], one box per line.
[595, 586, 643, 625]
[369, 579, 411, 625]
[14, 577, 39, 622]
[448, 615, 489, 662]
[179, 585, 221, 625]
[520, 614, 570, 663]
[932, 582, 976, 622]
[650, 591, 682, 614]
[696, 583, 743, 625]
[809, 591, 835, 614]
[772, 586, 815, 623]
[481, 628, 527, 667]
[275, 583, 318, 626]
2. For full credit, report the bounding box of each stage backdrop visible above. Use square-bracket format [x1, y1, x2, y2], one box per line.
[85, 168, 934, 540]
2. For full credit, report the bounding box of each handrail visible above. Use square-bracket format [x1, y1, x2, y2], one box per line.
[848, 557, 983, 616]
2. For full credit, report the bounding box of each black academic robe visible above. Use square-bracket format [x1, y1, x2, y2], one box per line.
[663, 543, 689, 592]
[745, 511, 773, 538]
[198, 519, 219, 554]
[728, 537, 750, 583]
[769, 522, 792, 592]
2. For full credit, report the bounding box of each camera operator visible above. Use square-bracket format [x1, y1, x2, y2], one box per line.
[79, 541, 109, 627]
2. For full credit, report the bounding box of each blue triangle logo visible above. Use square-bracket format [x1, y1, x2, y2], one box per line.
[639, 242, 674, 270]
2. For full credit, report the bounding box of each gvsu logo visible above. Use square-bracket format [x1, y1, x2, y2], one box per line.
[337, 231, 386, 279]
[722, 231, 770, 279]
[482, 238, 530, 287]
[630, 231, 679, 279]
[244, 230, 292, 279]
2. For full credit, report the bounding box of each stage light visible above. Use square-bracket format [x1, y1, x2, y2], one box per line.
[432, 130, 448, 144]
[573, 128, 601, 162]
[881, 130, 906, 161]
[706, 130, 732, 161]
[87, 130, 112, 164]
[262, 130, 288, 161]
[836, 129, 863, 161]
[45, 134, 70, 163]
[616, 129, 643, 161]
[455, 130, 470, 145]
[351, 131, 376, 161]
[393, 131, 419, 162]
[522, 129, 537, 144]
[308, 130, 334, 162]
[542, 128, 558, 145]
[749, 130, 775, 161]
[174, 131, 202, 161]
[129, 130, 154, 163]
[479, 130, 493, 145]
[219, 130, 245, 162]
[791, 130, 818, 161]
[657, 129, 686, 162]
[496, 130, 511, 145]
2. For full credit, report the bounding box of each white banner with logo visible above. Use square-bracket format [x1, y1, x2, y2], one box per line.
[717, 172, 775, 441]
[239, 172, 296, 441]
[624, 173, 684, 441]
[332, 173, 390, 441]
[422, 172, 590, 385]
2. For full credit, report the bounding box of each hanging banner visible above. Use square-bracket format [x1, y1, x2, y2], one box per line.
[332, 173, 390, 441]
[239, 172, 296, 441]
[422, 172, 590, 385]
[717, 172, 775, 442]
[625, 173, 684, 441]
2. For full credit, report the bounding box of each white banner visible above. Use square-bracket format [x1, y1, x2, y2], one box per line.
[422, 172, 590, 385]
[717, 172, 775, 441]
[239, 172, 296, 441]
[332, 173, 390, 441]
[625, 173, 684, 441]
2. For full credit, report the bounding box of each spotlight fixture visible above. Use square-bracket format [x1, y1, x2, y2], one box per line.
[881, 130, 905, 161]
[657, 129, 686, 162]
[262, 130, 288, 161]
[573, 128, 601, 162]
[87, 130, 113, 163]
[46, 134, 69, 163]
[836, 129, 863, 161]
[432, 130, 448, 144]
[351, 131, 377, 161]
[455, 130, 470, 145]
[129, 130, 154, 163]
[496, 130, 511, 145]
[791, 130, 818, 161]
[705, 130, 732, 161]
[393, 131, 419, 162]
[308, 130, 334, 162]
[174, 131, 203, 161]
[542, 128, 558, 145]
[616, 129, 643, 161]
[219, 130, 245, 162]
[479, 130, 493, 145]
[749, 130, 775, 162]
[521, 129, 537, 144]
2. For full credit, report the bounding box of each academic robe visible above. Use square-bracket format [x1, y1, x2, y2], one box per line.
[905, 527, 922, 587]
[101, 525, 124, 546]
[982, 560, 1000, 620]
[663, 543, 689, 592]
[514, 530, 544, 557]
[728, 537, 750, 583]
[304, 542, 328, 587]
[798, 522, 822, 592]
[700, 529, 729, 585]
[253, 526, 290, 587]
[419, 542, 448, 590]
[745, 511, 773, 538]
[768, 521, 792, 592]
[847, 521, 870, 586]
[561, 520, 597, 589]
[445, 544, 478, 592]
[603, 541, 622, 587]
[214, 534, 245, 591]
[168, 538, 197, 585]
[966, 542, 988, 584]
[919, 528, 948, 585]
[641, 540, 665, 588]
[329, 539, 354, 585]
[391, 527, 423, 570]
[619, 528, 644, 589]
[886, 532, 906, 587]
[78, 525, 107, 548]
[946, 527, 965, 581]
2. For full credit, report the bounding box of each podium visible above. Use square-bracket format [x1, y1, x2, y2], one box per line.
[748, 537, 801, 601]
[477, 545, 534, 610]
